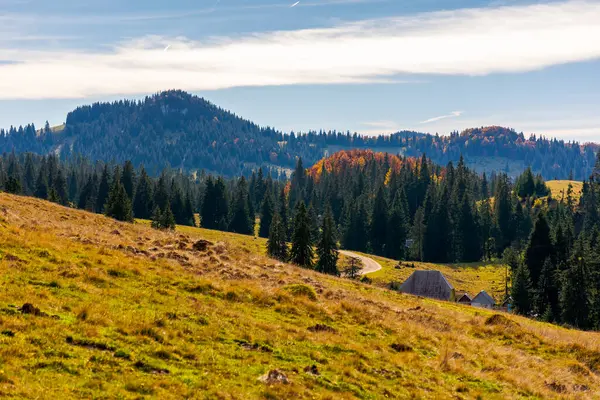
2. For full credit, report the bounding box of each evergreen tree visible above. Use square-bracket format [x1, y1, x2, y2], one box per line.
[96, 165, 111, 213]
[34, 167, 48, 199]
[68, 170, 78, 203]
[23, 153, 36, 196]
[154, 174, 170, 211]
[561, 240, 590, 328]
[267, 212, 288, 261]
[78, 174, 97, 212]
[535, 257, 560, 321]
[258, 192, 275, 238]
[132, 167, 154, 219]
[494, 176, 513, 253]
[386, 192, 408, 260]
[524, 213, 554, 289]
[151, 205, 176, 230]
[278, 188, 290, 240]
[229, 177, 254, 235]
[289, 202, 314, 268]
[370, 186, 388, 256]
[52, 168, 69, 205]
[511, 263, 533, 316]
[105, 180, 133, 222]
[316, 207, 339, 275]
[121, 160, 136, 201]
[516, 167, 535, 198]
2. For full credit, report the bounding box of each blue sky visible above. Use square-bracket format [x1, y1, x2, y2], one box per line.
[1, 0, 600, 142]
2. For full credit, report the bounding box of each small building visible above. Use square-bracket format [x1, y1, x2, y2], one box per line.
[456, 293, 472, 305]
[399, 270, 455, 301]
[472, 290, 496, 308]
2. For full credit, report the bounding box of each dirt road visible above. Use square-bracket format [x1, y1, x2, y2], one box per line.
[339, 250, 383, 275]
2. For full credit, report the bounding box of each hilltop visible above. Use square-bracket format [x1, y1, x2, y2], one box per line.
[0, 91, 597, 179]
[1, 193, 599, 398]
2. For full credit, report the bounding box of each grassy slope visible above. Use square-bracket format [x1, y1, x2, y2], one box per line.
[1, 194, 600, 399]
[546, 180, 583, 202]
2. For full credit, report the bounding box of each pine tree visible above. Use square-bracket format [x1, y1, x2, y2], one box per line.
[258, 192, 275, 238]
[67, 170, 78, 203]
[524, 213, 554, 289]
[279, 188, 290, 240]
[494, 176, 513, 253]
[132, 167, 154, 219]
[516, 167, 535, 198]
[78, 174, 98, 212]
[34, 167, 48, 199]
[536, 257, 560, 321]
[370, 186, 388, 256]
[316, 207, 339, 275]
[154, 174, 170, 212]
[96, 165, 111, 213]
[511, 263, 533, 316]
[121, 160, 136, 201]
[23, 153, 36, 196]
[229, 177, 253, 235]
[52, 168, 69, 205]
[289, 202, 314, 268]
[105, 180, 133, 222]
[561, 240, 590, 328]
[267, 212, 288, 261]
[386, 192, 408, 260]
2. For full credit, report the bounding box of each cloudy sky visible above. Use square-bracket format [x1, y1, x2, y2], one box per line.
[1, 0, 600, 141]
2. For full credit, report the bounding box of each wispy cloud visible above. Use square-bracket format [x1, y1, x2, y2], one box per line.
[420, 111, 463, 124]
[1, 1, 600, 99]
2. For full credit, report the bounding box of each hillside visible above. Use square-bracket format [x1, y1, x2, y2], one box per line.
[0, 91, 597, 179]
[1, 193, 600, 398]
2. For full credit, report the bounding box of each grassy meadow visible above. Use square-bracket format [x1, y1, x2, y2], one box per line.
[1, 193, 600, 399]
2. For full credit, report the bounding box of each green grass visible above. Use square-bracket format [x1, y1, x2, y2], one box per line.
[340, 252, 507, 301]
[1, 193, 599, 399]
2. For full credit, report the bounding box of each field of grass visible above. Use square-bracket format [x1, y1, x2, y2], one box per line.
[546, 180, 583, 202]
[2, 193, 600, 398]
[341, 252, 507, 302]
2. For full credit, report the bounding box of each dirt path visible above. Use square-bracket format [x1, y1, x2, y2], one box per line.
[339, 250, 383, 275]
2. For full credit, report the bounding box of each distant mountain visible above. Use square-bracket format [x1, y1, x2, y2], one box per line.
[0, 90, 596, 179]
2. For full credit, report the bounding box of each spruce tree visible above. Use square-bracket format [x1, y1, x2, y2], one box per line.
[536, 257, 559, 321]
[229, 177, 253, 235]
[289, 202, 314, 268]
[370, 186, 388, 256]
[316, 207, 339, 275]
[132, 167, 154, 219]
[561, 241, 590, 328]
[23, 154, 36, 196]
[524, 213, 554, 289]
[511, 263, 533, 316]
[267, 212, 288, 261]
[53, 169, 69, 205]
[96, 165, 111, 213]
[386, 192, 408, 260]
[258, 192, 275, 238]
[121, 160, 136, 201]
[34, 167, 48, 200]
[105, 180, 133, 222]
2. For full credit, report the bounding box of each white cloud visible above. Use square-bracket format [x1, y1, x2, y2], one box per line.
[2, 1, 600, 99]
[420, 111, 463, 124]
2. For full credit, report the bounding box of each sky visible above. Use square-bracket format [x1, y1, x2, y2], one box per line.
[1, 0, 600, 142]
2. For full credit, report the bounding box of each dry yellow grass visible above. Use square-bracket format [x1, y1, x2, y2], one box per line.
[546, 180, 583, 202]
[1, 193, 599, 399]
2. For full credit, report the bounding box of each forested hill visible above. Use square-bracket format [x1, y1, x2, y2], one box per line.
[0, 90, 597, 179]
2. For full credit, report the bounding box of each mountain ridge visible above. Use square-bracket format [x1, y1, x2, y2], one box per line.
[0, 90, 596, 179]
